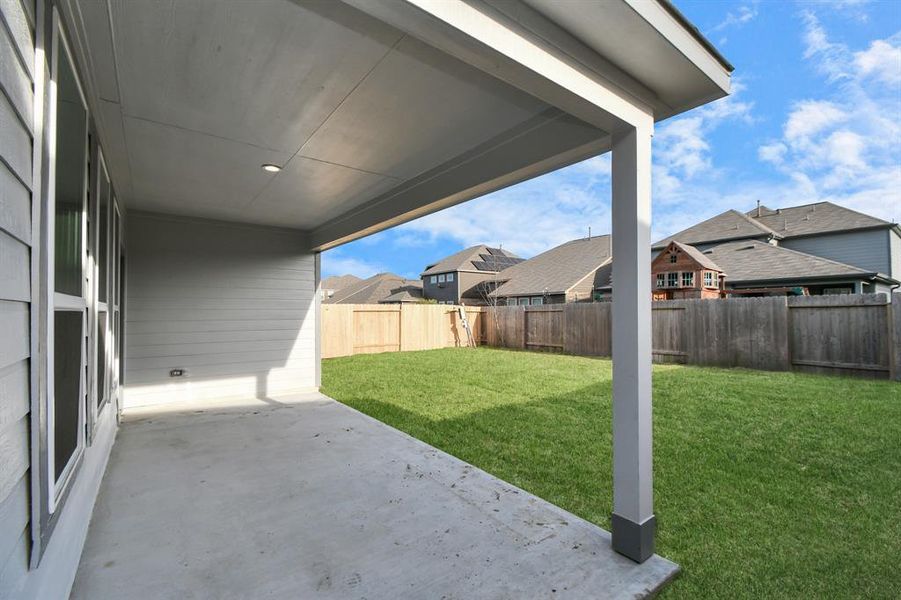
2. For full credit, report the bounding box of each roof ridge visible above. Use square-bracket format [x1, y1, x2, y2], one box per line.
[730, 209, 780, 236]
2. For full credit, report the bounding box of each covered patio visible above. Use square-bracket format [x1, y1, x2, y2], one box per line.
[71, 394, 677, 599]
[0, 0, 731, 597]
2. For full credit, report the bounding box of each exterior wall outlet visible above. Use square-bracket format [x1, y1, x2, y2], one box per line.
[169, 368, 185, 377]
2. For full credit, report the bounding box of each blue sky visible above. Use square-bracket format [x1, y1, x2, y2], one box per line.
[323, 0, 901, 281]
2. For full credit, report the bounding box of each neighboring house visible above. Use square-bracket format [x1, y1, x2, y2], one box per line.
[651, 242, 724, 300]
[421, 245, 523, 305]
[491, 236, 612, 305]
[380, 282, 426, 304]
[701, 240, 896, 296]
[321, 274, 362, 300]
[653, 201, 901, 293]
[324, 273, 422, 304]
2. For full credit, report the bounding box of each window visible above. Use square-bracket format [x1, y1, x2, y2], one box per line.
[530, 297, 543, 305]
[682, 272, 694, 287]
[438, 274, 446, 283]
[518, 297, 529, 306]
[656, 274, 665, 288]
[704, 271, 715, 288]
[669, 253, 677, 264]
[667, 272, 678, 288]
[50, 16, 89, 500]
[446, 273, 454, 282]
[430, 275, 437, 284]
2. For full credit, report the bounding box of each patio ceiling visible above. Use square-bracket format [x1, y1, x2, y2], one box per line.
[66, 0, 600, 233]
[64, 0, 731, 250]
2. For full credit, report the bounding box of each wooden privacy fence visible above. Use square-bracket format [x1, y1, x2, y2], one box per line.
[321, 304, 484, 358]
[483, 293, 901, 380]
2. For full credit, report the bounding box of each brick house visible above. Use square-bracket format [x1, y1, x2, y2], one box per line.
[651, 241, 723, 300]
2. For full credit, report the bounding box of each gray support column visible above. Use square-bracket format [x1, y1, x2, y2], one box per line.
[610, 124, 655, 563]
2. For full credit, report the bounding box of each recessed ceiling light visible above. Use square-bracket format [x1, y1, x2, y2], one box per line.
[261, 164, 281, 173]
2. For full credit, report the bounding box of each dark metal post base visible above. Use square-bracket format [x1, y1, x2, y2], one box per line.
[611, 513, 656, 563]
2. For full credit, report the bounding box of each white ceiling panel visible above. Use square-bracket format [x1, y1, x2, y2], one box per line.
[112, 0, 403, 152]
[250, 156, 400, 229]
[124, 116, 292, 217]
[299, 35, 547, 180]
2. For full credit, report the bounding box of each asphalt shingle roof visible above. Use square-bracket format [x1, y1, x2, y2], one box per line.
[421, 245, 523, 276]
[670, 241, 723, 271]
[491, 236, 612, 297]
[747, 201, 891, 237]
[325, 273, 421, 304]
[322, 274, 361, 292]
[380, 284, 425, 304]
[701, 240, 876, 283]
[652, 210, 777, 249]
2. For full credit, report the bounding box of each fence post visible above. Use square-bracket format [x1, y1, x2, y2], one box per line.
[891, 293, 900, 381]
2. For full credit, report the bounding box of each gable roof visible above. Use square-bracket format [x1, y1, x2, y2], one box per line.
[661, 241, 723, 271]
[652, 209, 778, 249]
[747, 201, 892, 238]
[324, 273, 420, 304]
[700, 240, 889, 284]
[322, 274, 362, 292]
[421, 245, 523, 276]
[491, 235, 612, 297]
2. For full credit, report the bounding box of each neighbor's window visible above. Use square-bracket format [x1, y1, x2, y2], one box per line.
[682, 272, 694, 287]
[430, 275, 437, 284]
[667, 272, 678, 287]
[438, 274, 446, 283]
[655, 273, 665, 288]
[518, 297, 529, 306]
[669, 253, 677, 264]
[531, 297, 543, 305]
[447, 273, 454, 282]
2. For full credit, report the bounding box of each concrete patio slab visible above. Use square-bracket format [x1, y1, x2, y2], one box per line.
[71, 393, 678, 599]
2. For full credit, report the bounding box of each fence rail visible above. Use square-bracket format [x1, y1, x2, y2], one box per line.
[483, 293, 901, 380]
[321, 294, 901, 381]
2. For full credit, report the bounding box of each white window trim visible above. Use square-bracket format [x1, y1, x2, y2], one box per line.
[46, 8, 90, 513]
[655, 273, 665, 288]
[430, 275, 437, 284]
[446, 273, 454, 282]
[682, 272, 694, 287]
[438, 274, 446, 283]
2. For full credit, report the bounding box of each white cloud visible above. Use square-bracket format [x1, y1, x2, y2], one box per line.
[854, 37, 901, 85]
[783, 100, 847, 140]
[751, 16, 901, 224]
[321, 253, 386, 279]
[708, 4, 758, 35]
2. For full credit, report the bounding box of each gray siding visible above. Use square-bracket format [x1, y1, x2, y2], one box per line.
[125, 213, 318, 408]
[890, 229, 901, 279]
[781, 228, 891, 275]
[422, 273, 459, 303]
[0, 0, 34, 593]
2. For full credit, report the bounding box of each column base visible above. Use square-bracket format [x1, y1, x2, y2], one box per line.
[611, 513, 656, 563]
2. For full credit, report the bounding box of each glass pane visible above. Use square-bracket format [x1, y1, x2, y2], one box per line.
[54, 311, 82, 480]
[96, 310, 107, 408]
[54, 46, 87, 296]
[98, 174, 109, 302]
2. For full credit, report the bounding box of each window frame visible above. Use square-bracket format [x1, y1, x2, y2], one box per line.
[46, 10, 91, 512]
[669, 253, 677, 264]
[429, 275, 437, 284]
[438, 274, 446, 283]
[655, 273, 665, 288]
[446, 273, 454, 283]
[667, 272, 678, 288]
[682, 271, 694, 288]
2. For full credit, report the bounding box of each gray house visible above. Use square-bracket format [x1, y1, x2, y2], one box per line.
[0, 0, 732, 596]
[653, 202, 901, 294]
[421, 244, 523, 305]
[323, 272, 421, 304]
[491, 236, 613, 305]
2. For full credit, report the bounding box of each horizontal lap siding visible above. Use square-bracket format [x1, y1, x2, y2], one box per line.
[124, 213, 317, 408]
[781, 229, 890, 275]
[0, 0, 33, 594]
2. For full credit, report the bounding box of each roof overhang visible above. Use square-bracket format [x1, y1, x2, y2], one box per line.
[63, 0, 731, 251]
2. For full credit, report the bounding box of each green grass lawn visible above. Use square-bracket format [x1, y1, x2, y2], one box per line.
[321, 348, 901, 599]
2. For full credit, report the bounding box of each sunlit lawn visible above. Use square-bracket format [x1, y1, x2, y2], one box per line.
[322, 347, 901, 599]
